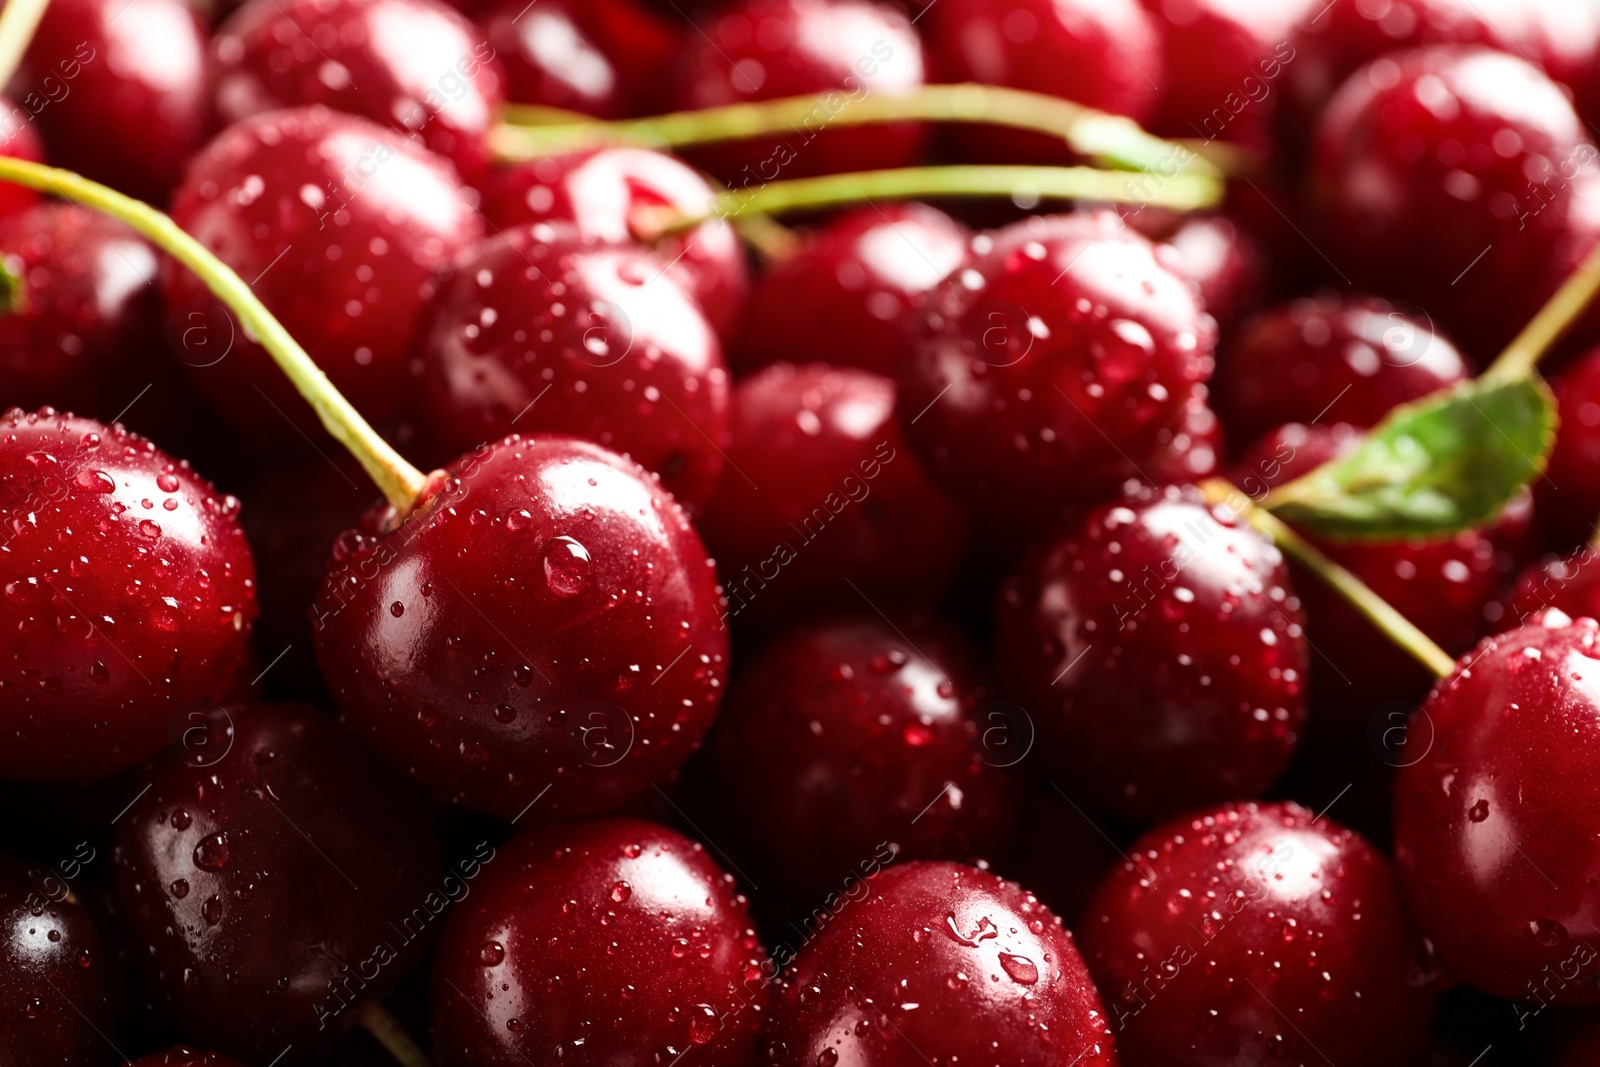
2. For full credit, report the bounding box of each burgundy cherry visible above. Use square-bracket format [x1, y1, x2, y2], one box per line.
[430, 818, 768, 1067]
[410, 225, 731, 509]
[1079, 801, 1437, 1067]
[0, 410, 256, 781]
[1394, 611, 1600, 1003]
[762, 860, 1117, 1066]
[124, 1051, 252, 1067]
[163, 107, 482, 442]
[697, 362, 968, 632]
[669, 0, 927, 184]
[0, 100, 44, 221]
[1214, 293, 1468, 450]
[111, 703, 444, 1062]
[995, 482, 1308, 822]
[212, 0, 506, 181]
[728, 203, 968, 376]
[1503, 549, 1600, 632]
[1155, 214, 1265, 333]
[0, 855, 128, 1067]
[14, 0, 209, 203]
[313, 435, 729, 821]
[706, 614, 1023, 899]
[1535, 344, 1600, 550]
[479, 148, 749, 336]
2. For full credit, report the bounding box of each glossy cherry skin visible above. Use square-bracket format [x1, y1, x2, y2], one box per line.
[0, 410, 256, 781]
[111, 703, 444, 1063]
[1503, 549, 1600, 633]
[411, 226, 731, 510]
[761, 860, 1117, 1067]
[995, 483, 1308, 822]
[0, 856, 129, 1067]
[479, 0, 654, 119]
[14, 0, 209, 204]
[212, 0, 505, 181]
[898, 210, 1215, 532]
[1156, 214, 1265, 333]
[480, 148, 750, 336]
[698, 363, 968, 632]
[1535, 345, 1600, 551]
[430, 818, 767, 1067]
[729, 203, 968, 377]
[1214, 293, 1468, 451]
[123, 1050, 252, 1067]
[1394, 612, 1600, 1003]
[669, 0, 927, 184]
[163, 108, 482, 442]
[707, 615, 1023, 900]
[0, 98, 44, 222]
[1079, 801, 1437, 1067]
[313, 435, 729, 821]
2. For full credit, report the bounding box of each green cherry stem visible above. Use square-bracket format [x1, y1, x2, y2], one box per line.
[0, 0, 49, 90]
[359, 1004, 434, 1067]
[0, 156, 428, 512]
[1485, 239, 1600, 383]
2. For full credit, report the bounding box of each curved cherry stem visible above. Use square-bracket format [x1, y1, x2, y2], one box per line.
[1486, 241, 1600, 383]
[1201, 479, 1456, 679]
[0, 0, 48, 90]
[0, 156, 428, 512]
[359, 1003, 434, 1067]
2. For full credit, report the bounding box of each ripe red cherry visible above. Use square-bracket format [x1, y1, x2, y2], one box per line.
[706, 614, 1023, 900]
[212, 0, 506, 181]
[14, 0, 209, 203]
[897, 210, 1216, 532]
[480, 148, 750, 336]
[1079, 801, 1437, 1067]
[1214, 293, 1469, 450]
[669, 0, 927, 183]
[698, 362, 968, 632]
[410, 226, 731, 510]
[0, 410, 256, 781]
[0, 101, 44, 221]
[313, 435, 729, 821]
[729, 203, 968, 376]
[762, 860, 1117, 1066]
[430, 818, 768, 1067]
[995, 483, 1308, 822]
[1394, 611, 1600, 1003]
[164, 108, 483, 442]
[1154, 214, 1265, 333]
[1535, 344, 1600, 550]
[0, 855, 129, 1066]
[111, 703, 444, 1062]
[124, 1051, 251, 1067]
[1503, 549, 1600, 632]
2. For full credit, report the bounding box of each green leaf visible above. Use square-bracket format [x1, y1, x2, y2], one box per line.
[1264, 375, 1556, 540]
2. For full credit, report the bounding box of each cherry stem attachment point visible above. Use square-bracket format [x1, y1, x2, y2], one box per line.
[0, 157, 428, 513]
[1486, 239, 1600, 384]
[0, 0, 48, 93]
[1200, 479, 1456, 680]
[359, 1003, 433, 1067]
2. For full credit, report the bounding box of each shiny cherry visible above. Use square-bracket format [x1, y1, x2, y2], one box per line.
[163, 107, 482, 443]
[14, 0, 209, 203]
[212, 0, 506, 181]
[111, 703, 444, 1063]
[995, 482, 1308, 822]
[410, 225, 731, 509]
[313, 435, 729, 821]
[1535, 344, 1600, 550]
[1394, 611, 1600, 1003]
[123, 1050, 252, 1067]
[430, 818, 768, 1066]
[1154, 214, 1266, 333]
[0, 410, 256, 781]
[1079, 800, 1437, 1067]
[0, 98, 44, 221]
[728, 202, 968, 376]
[762, 860, 1117, 1066]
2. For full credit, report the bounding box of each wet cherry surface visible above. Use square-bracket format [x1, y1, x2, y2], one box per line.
[1535, 344, 1600, 550]
[480, 0, 631, 118]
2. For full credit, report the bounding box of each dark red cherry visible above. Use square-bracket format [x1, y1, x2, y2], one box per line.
[0, 99, 44, 222]
[124, 1050, 252, 1067]
[212, 0, 506, 181]
[313, 435, 729, 821]
[898, 210, 1216, 532]
[430, 818, 767, 1067]
[762, 861, 1117, 1066]
[410, 226, 731, 509]
[728, 202, 968, 376]
[1155, 214, 1266, 333]
[14, 0, 209, 203]
[1312, 46, 1593, 363]
[1394, 611, 1600, 1003]
[0, 410, 256, 781]
[163, 107, 482, 443]
[669, 0, 927, 184]
[1503, 548, 1600, 632]
[995, 482, 1308, 822]
[480, 148, 750, 336]
[1535, 344, 1600, 551]
[706, 614, 1023, 900]
[479, 0, 677, 119]
[1079, 801, 1437, 1067]
[0, 855, 129, 1067]
[1214, 293, 1469, 451]
[111, 703, 444, 1063]
[698, 362, 968, 632]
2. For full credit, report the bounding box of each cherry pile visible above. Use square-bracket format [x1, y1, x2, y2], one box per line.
[0, 0, 1598, 1065]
